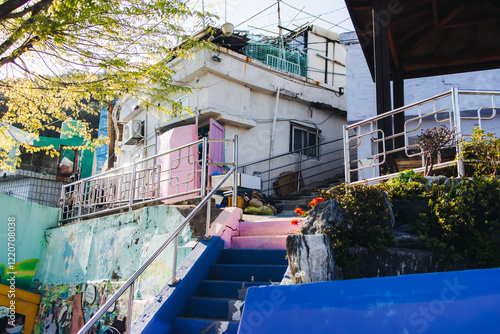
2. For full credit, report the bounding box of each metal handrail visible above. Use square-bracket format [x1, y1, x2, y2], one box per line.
[343, 88, 500, 184]
[239, 137, 350, 195]
[76, 136, 239, 334]
[60, 137, 238, 223]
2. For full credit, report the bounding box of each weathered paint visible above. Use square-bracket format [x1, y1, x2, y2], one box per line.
[0, 193, 59, 290]
[32, 204, 198, 333]
[240, 268, 500, 334]
[32, 281, 130, 334]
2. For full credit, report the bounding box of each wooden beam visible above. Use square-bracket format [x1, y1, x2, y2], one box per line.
[388, 26, 400, 69]
[431, 28, 453, 57]
[404, 49, 500, 71]
[432, 0, 438, 27]
[401, 2, 466, 58]
[444, 15, 500, 29]
[391, 8, 432, 25]
[398, 20, 433, 43]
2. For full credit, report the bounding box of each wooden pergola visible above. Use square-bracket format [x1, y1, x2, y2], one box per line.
[345, 0, 500, 161]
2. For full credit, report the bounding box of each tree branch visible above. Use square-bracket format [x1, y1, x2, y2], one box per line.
[0, 0, 30, 21]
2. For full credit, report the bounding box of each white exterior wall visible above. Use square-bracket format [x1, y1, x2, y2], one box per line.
[114, 43, 347, 190]
[306, 27, 346, 89]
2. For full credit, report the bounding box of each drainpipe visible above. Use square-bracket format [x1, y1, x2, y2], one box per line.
[268, 88, 280, 195]
[270, 87, 280, 157]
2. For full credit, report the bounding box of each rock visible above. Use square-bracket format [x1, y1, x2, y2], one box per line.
[347, 247, 444, 278]
[393, 225, 426, 250]
[300, 200, 346, 235]
[286, 234, 343, 283]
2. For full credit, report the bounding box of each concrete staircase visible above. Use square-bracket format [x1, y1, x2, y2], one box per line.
[274, 175, 344, 215]
[171, 219, 300, 334]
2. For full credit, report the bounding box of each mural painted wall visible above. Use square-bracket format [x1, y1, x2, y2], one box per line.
[0, 193, 59, 291]
[32, 205, 196, 333]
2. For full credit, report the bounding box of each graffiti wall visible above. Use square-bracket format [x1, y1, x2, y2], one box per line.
[0, 193, 59, 291]
[32, 281, 131, 334]
[33, 205, 197, 333]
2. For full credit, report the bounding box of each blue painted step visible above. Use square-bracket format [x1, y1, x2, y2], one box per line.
[198, 280, 272, 299]
[210, 264, 288, 282]
[220, 249, 287, 265]
[184, 297, 245, 320]
[172, 249, 288, 334]
[172, 317, 239, 334]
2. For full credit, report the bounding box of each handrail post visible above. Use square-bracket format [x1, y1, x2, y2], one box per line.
[77, 182, 83, 220]
[201, 136, 208, 197]
[205, 198, 212, 240]
[129, 164, 136, 211]
[126, 282, 134, 334]
[452, 88, 465, 178]
[58, 186, 65, 225]
[343, 125, 350, 184]
[297, 150, 302, 192]
[169, 235, 179, 285]
[232, 135, 238, 206]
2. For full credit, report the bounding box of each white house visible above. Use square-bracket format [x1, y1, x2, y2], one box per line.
[109, 25, 348, 196]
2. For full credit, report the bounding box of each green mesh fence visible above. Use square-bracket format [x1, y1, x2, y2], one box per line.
[246, 43, 307, 77]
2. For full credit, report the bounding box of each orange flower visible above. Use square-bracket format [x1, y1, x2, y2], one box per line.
[291, 219, 300, 226]
[294, 208, 305, 215]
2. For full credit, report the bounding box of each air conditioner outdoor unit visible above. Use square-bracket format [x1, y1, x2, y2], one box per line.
[123, 120, 144, 145]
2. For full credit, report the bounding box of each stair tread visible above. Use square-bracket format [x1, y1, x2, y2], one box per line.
[187, 296, 245, 301]
[200, 279, 277, 284]
[176, 316, 239, 323]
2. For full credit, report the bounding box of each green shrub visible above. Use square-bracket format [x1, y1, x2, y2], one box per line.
[461, 127, 500, 176]
[420, 176, 500, 269]
[322, 184, 395, 278]
[381, 170, 428, 200]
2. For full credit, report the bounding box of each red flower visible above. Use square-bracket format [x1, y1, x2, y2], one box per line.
[309, 197, 325, 208]
[294, 208, 305, 215]
[291, 219, 300, 226]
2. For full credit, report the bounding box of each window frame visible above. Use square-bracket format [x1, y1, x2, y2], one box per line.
[289, 123, 321, 159]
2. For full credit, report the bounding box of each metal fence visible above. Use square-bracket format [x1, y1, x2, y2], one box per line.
[60, 136, 238, 223]
[239, 137, 348, 196]
[343, 88, 500, 184]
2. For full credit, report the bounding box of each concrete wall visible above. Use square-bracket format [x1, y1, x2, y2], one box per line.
[0, 193, 59, 291]
[32, 205, 198, 334]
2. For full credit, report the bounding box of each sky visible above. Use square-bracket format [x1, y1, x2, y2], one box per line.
[197, 0, 354, 36]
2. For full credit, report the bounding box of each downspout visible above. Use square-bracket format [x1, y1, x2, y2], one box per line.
[270, 87, 280, 157]
[268, 88, 280, 195]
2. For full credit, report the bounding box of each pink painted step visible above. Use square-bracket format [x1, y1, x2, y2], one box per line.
[231, 220, 302, 249]
[231, 235, 288, 249]
[239, 220, 302, 236]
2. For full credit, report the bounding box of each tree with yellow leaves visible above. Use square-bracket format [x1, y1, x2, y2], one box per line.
[0, 0, 212, 170]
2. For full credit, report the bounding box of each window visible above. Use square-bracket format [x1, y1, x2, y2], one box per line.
[290, 124, 320, 158]
[169, 95, 189, 118]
